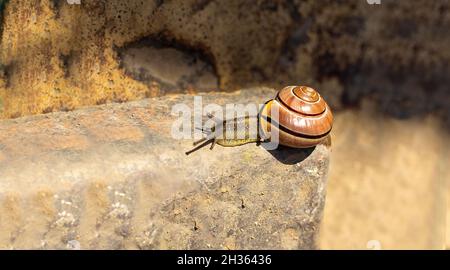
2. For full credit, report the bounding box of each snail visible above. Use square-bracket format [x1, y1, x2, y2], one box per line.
[185, 85, 333, 155]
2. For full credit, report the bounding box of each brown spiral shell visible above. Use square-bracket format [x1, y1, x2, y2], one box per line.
[259, 86, 333, 148]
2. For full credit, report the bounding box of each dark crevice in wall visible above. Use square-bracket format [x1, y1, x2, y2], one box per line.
[60, 52, 74, 79]
[0, 63, 11, 89]
[117, 33, 220, 94]
[51, 0, 64, 18]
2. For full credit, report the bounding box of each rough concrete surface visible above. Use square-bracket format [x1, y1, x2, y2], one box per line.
[0, 87, 330, 249]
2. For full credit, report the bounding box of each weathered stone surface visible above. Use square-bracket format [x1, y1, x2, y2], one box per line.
[0, 87, 330, 249]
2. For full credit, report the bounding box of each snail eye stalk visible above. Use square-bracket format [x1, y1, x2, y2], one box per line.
[185, 137, 215, 155]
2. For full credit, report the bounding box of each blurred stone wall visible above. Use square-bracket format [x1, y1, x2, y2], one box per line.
[0, 0, 448, 124]
[321, 102, 448, 249]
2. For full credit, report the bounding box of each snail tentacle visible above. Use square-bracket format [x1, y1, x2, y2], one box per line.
[185, 138, 215, 155]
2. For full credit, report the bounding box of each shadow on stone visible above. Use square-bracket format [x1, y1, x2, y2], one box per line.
[267, 145, 315, 165]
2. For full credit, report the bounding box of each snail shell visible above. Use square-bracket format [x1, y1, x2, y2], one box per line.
[259, 86, 333, 148]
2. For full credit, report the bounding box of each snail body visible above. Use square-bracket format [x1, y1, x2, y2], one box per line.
[186, 116, 260, 155]
[185, 86, 333, 155]
[214, 116, 260, 147]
